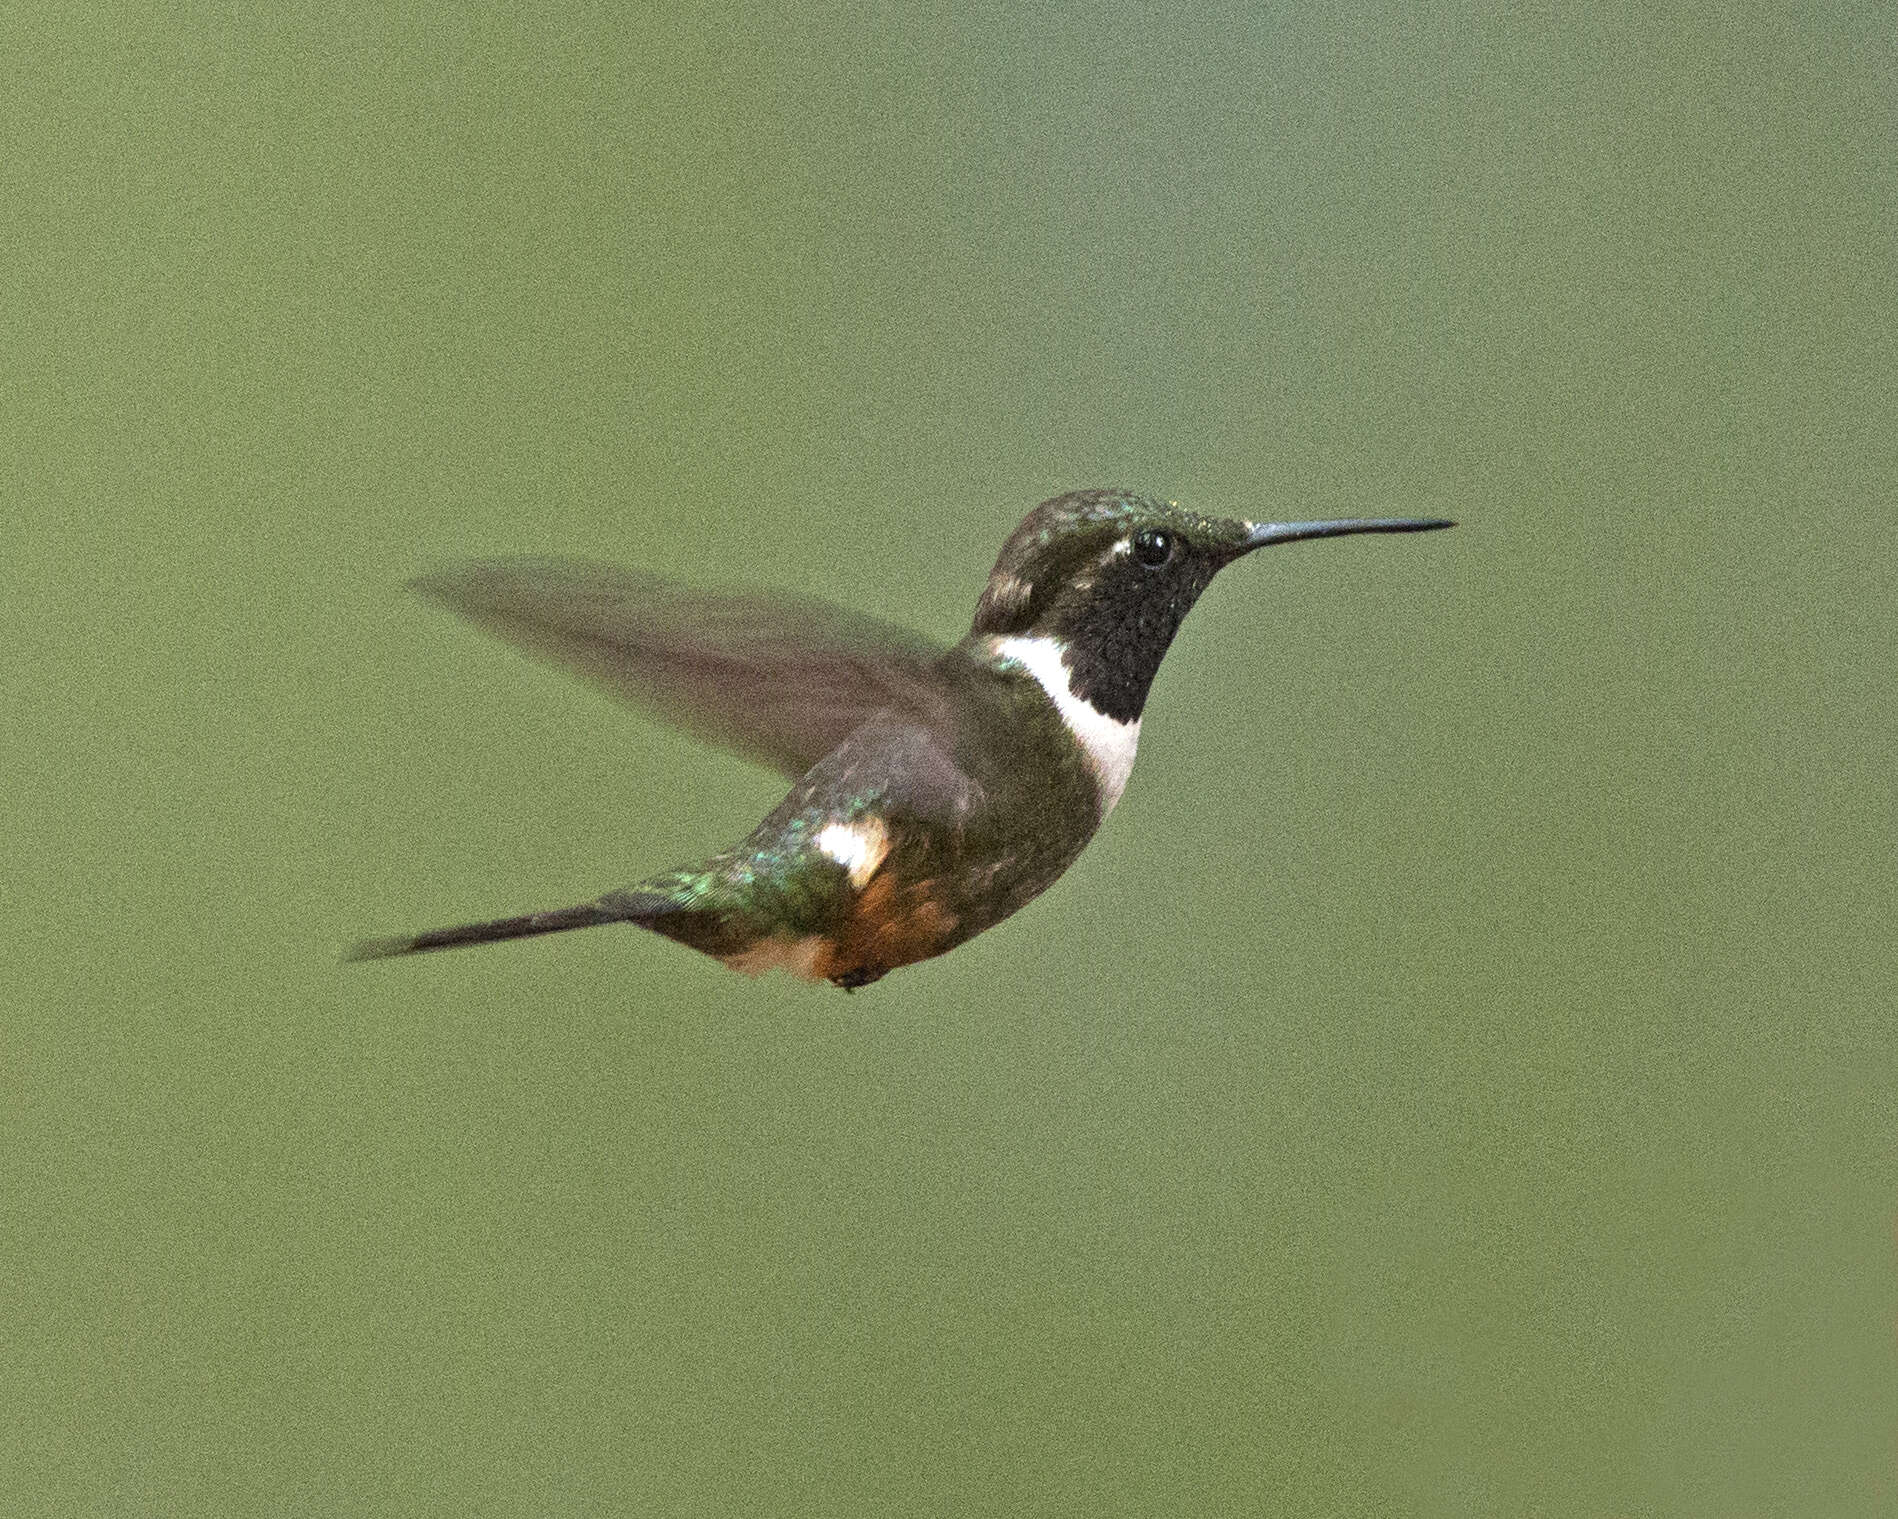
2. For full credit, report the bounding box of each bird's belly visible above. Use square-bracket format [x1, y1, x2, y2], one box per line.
[823, 868, 964, 985]
[718, 934, 832, 981]
[685, 754, 1096, 987]
[708, 872, 960, 987]
[811, 825, 1088, 987]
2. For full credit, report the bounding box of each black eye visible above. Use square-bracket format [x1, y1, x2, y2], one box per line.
[1133, 528, 1175, 568]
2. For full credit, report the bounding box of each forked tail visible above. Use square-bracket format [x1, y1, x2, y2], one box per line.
[345, 890, 674, 962]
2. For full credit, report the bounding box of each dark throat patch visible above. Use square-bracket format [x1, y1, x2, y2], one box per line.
[1052, 555, 1220, 724]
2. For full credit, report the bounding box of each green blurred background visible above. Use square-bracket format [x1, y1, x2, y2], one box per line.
[7, 2, 1894, 1513]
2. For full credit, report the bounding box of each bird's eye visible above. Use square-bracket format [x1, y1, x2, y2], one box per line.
[1132, 528, 1175, 568]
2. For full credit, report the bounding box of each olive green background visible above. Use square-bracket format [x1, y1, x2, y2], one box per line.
[7, 3, 1894, 1514]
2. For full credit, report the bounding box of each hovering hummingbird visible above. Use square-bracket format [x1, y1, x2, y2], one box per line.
[350, 490, 1451, 987]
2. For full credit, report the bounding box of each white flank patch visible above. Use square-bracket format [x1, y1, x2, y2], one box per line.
[816, 817, 891, 889]
[722, 935, 828, 981]
[987, 633, 1141, 814]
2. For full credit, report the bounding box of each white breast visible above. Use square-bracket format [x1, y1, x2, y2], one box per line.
[986, 633, 1142, 815]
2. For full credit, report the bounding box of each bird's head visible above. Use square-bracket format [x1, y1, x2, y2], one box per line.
[968, 489, 1451, 723]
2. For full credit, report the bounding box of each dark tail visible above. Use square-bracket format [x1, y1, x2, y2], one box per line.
[345, 890, 674, 962]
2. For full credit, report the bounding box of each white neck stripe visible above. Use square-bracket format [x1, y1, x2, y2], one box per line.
[987, 634, 1140, 815]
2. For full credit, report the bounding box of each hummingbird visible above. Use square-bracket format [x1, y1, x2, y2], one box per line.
[350, 490, 1451, 988]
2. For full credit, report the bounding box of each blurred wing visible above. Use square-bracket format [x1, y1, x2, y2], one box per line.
[410, 559, 956, 778]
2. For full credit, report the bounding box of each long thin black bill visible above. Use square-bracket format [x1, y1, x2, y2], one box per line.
[1243, 517, 1456, 550]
